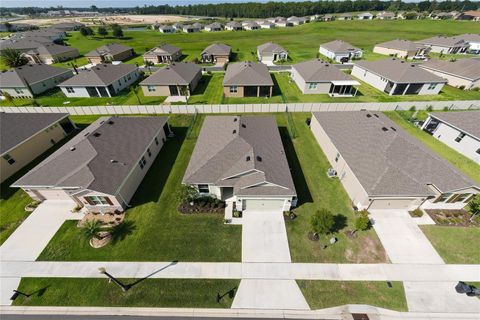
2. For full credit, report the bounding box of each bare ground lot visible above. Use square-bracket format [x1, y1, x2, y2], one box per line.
[18, 15, 187, 27]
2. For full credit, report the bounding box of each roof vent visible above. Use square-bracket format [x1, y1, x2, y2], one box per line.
[241, 123, 246, 128]
[390, 126, 397, 131]
[93, 132, 101, 137]
[110, 159, 118, 163]
[381, 127, 389, 132]
[233, 129, 237, 134]
[366, 114, 372, 118]
[246, 156, 251, 161]
[108, 120, 114, 125]
[256, 156, 262, 162]
[233, 117, 237, 122]
[373, 113, 379, 118]
[70, 146, 76, 151]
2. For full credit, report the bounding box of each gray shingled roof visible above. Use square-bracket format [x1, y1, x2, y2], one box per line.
[202, 43, 231, 56]
[417, 36, 468, 48]
[312, 111, 478, 196]
[293, 59, 356, 82]
[257, 42, 287, 55]
[354, 58, 447, 84]
[58, 64, 137, 87]
[85, 43, 133, 57]
[223, 62, 273, 86]
[420, 58, 480, 81]
[27, 43, 78, 56]
[226, 21, 242, 28]
[183, 116, 296, 197]
[13, 116, 168, 195]
[375, 39, 427, 52]
[458, 33, 480, 43]
[205, 22, 223, 29]
[429, 111, 480, 140]
[0, 64, 72, 88]
[140, 62, 201, 86]
[145, 44, 181, 56]
[320, 40, 360, 53]
[0, 39, 50, 51]
[0, 113, 69, 155]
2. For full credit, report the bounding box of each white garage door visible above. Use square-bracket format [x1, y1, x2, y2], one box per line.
[37, 189, 72, 201]
[369, 199, 419, 210]
[245, 199, 285, 211]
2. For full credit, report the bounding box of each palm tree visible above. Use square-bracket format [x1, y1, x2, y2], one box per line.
[82, 219, 103, 241]
[1, 48, 28, 68]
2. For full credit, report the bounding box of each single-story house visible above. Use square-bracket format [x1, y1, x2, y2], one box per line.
[431, 12, 455, 20]
[182, 24, 200, 33]
[422, 111, 480, 164]
[0, 22, 36, 32]
[291, 59, 360, 96]
[322, 14, 334, 21]
[201, 43, 231, 65]
[140, 62, 202, 97]
[416, 36, 469, 54]
[457, 10, 480, 21]
[225, 21, 243, 31]
[85, 43, 135, 64]
[458, 33, 480, 54]
[357, 12, 374, 20]
[143, 44, 182, 64]
[182, 115, 297, 212]
[205, 22, 223, 32]
[287, 16, 305, 25]
[310, 111, 479, 210]
[275, 19, 293, 27]
[373, 39, 430, 59]
[266, 17, 281, 23]
[0, 64, 73, 98]
[0, 38, 52, 53]
[419, 58, 480, 90]
[23, 43, 79, 64]
[1, 113, 75, 183]
[337, 13, 353, 20]
[259, 21, 275, 29]
[351, 58, 446, 95]
[319, 40, 363, 63]
[50, 22, 85, 31]
[172, 23, 183, 30]
[13, 116, 170, 213]
[192, 23, 204, 30]
[58, 64, 140, 98]
[257, 42, 288, 63]
[243, 21, 260, 30]
[377, 12, 396, 19]
[17, 28, 65, 41]
[223, 61, 274, 98]
[159, 25, 175, 33]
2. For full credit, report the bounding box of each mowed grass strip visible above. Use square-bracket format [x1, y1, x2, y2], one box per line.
[13, 278, 239, 308]
[297, 280, 408, 311]
[37, 114, 242, 262]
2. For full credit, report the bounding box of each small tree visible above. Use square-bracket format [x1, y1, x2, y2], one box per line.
[112, 25, 123, 38]
[354, 215, 370, 232]
[310, 208, 335, 236]
[467, 194, 480, 221]
[179, 185, 199, 202]
[82, 219, 102, 240]
[97, 26, 108, 37]
[79, 26, 94, 37]
[1, 48, 28, 67]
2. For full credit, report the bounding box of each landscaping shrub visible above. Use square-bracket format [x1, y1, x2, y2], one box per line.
[354, 215, 370, 231]
[410, 208, 423, 217]
[467, 194, 480, 221]
[310, 209, 334, 235]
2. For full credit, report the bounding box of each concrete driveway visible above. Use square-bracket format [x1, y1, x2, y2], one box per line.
[369, 209, 444, 264]
[241, 210, 291, 263]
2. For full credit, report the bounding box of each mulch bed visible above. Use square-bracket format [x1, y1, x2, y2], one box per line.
[179, 200, 226, 214]
[425, 209, 480, 227]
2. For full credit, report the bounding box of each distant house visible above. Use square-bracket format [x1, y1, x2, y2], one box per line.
[322, 14, 334, 21]
[422, 111, 480, 164]
[225, 21, 243, 31]
[419, 58, 480, 90]
[22, 43, 79, 64]
[140, 62, 202, 97]
[17, 28, 66, 41]
[457, 10, 480, 21]
[287, 16, 305, 25]
[85, 43, 135, 64]
[58, 64, 140, 98]
[337, 13, 353, 20]
[159, 25, 175, 33]
[377, 12, 396, 20]
[243, 21, 260, 30]
[13, 116, 170, 213]
[0, 64, 73, 98]
[182, 24, 200, 33]
[291, 59, 360, 96]
[0, 38, 53, 53]
[319, 40, 363, 63]
[373, 39, 430, 59]
[172, 23, 183, 31]
[275, 19, 293, 27]
[0, 23, 36, 32]
[310, 111, 479, 210]
[352, 58, 446, 95]
[182, 115, 297, 213]
[50, 22, 85, 31]
[257, 42, 288, 63]
[259, 21, 275, 29]
[431, 12, 455, 20]
[417, 36, 469, 54]
[205, 22, 223, 32]
[144, 44, 182, 64]
[201, 43, 231, 65]
[357, 12, 374, 20]
[458, 33, 480, 54]
[0, 113, 75, 183]
[223, 61, 274, 98]
[192, 23, 204, 30]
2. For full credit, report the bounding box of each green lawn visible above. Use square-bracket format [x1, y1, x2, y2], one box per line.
[13, 278, 239, 308]
[298, 280, 407, 311]
[420, 226, 480, 264]
[282, 113, 387, 263]
[188, 73, 224, 104]
[37, 114, 242, 262]
[385, 112, 480, 184]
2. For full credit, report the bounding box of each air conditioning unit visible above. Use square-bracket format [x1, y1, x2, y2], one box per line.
[327, 168, 337, 178]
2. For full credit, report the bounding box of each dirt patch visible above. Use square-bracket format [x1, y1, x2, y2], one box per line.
[18, 15, 187, 27]
[347, 236, 388, 263]
[425, 209, 479, 227]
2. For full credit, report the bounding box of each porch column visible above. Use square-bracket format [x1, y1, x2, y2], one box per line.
[95, 87, 102, 97]
[269, 86, 273, 97]
[402, 83, 410, 95]
[354, 87, 358, 97]
[389, 83, 397, 96]
[257, 86, 260, 97]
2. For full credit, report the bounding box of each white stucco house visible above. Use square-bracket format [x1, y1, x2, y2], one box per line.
[422, 111, 480, 164]
[459, 33, 480, 54]
[257, 42, 288, 63]
[419, 58, 480, 90]
[319, 40, 363, 63]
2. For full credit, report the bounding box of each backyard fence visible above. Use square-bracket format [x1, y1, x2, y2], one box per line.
[0, 100, 478, 115]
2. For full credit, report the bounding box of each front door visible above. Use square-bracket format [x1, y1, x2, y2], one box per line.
[169, 85, 179, 96]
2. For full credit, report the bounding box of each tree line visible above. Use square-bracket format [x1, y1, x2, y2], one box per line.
[1, 1, 479, 18]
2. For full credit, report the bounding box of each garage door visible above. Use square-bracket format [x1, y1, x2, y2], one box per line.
[37, 189, 72, 201]
[369, 199, 420, 210]
[245, 199, 285, 211]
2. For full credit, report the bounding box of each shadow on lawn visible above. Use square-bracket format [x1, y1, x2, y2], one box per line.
[128, 127, 187, 207]
[279, 127, 313, 206]
[191, 75, 213, 96]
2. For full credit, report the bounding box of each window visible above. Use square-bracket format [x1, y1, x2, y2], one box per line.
[229, 85, 238, 93]
[138, 156, 147, 169]
[334, 152, 340, 162]
[14, 88, 24, 94]
[198, 184, 209, 193]
[65, 87, 75, 93]
[147, 148, 152, 157]
[3, 154, 15, 165]
[427, 83, 437, 90]
[85, 195, 112, 206]
[147, 85, 156, 92]
[455, 132, 465, 143]
[453, 193, 471, 203]
[476, 148, 480, 155]
[308, 83, 318, 90]
[155, 137, 159, 145]
[434, 193, 452, 203]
